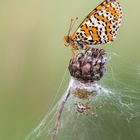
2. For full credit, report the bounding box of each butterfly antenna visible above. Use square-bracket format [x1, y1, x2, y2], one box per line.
[67, 17, 78, 36]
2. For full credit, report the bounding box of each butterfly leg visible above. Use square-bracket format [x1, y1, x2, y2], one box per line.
[70, 45, 76, 57]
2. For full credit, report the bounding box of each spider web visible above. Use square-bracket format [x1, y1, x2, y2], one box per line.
[24, 52, 140, 140]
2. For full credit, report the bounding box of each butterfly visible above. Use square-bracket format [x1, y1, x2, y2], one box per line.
[64, 0, 123, 56]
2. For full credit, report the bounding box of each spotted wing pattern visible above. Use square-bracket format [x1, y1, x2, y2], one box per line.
[70, 0, 123, 48]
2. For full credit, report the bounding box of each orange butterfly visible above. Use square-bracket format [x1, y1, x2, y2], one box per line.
[64, 0, 123, 56]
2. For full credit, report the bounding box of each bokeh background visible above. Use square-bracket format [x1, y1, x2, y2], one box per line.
[0, 0, 140, 140]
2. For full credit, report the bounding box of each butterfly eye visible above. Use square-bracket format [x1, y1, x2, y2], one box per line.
[64, 35, 70, 47]
[66, 36, 70, 43]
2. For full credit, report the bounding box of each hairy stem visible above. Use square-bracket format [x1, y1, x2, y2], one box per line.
[51, 90, 71, 140]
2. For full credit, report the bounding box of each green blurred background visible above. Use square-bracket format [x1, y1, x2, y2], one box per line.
[0, 0, 140, 140]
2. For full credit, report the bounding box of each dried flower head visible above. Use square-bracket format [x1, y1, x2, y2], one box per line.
[69, 47, 106, 83]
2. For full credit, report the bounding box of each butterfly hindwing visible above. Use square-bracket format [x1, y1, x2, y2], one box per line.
[70, 0, 123, 46]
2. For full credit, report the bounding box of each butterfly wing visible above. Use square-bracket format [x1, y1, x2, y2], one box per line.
[70, 0, 123, 46]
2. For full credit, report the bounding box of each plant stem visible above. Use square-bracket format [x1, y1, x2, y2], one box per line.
[51, 90, 71, 140]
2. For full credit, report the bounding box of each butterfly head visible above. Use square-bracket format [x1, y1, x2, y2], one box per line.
[64, 35, 70, 46]
[64, 17, 78, 47]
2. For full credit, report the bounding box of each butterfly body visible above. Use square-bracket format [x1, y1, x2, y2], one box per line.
[64, 0, 123, 55]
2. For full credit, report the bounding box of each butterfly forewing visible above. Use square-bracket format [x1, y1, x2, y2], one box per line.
[70, 0, 123, 47]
